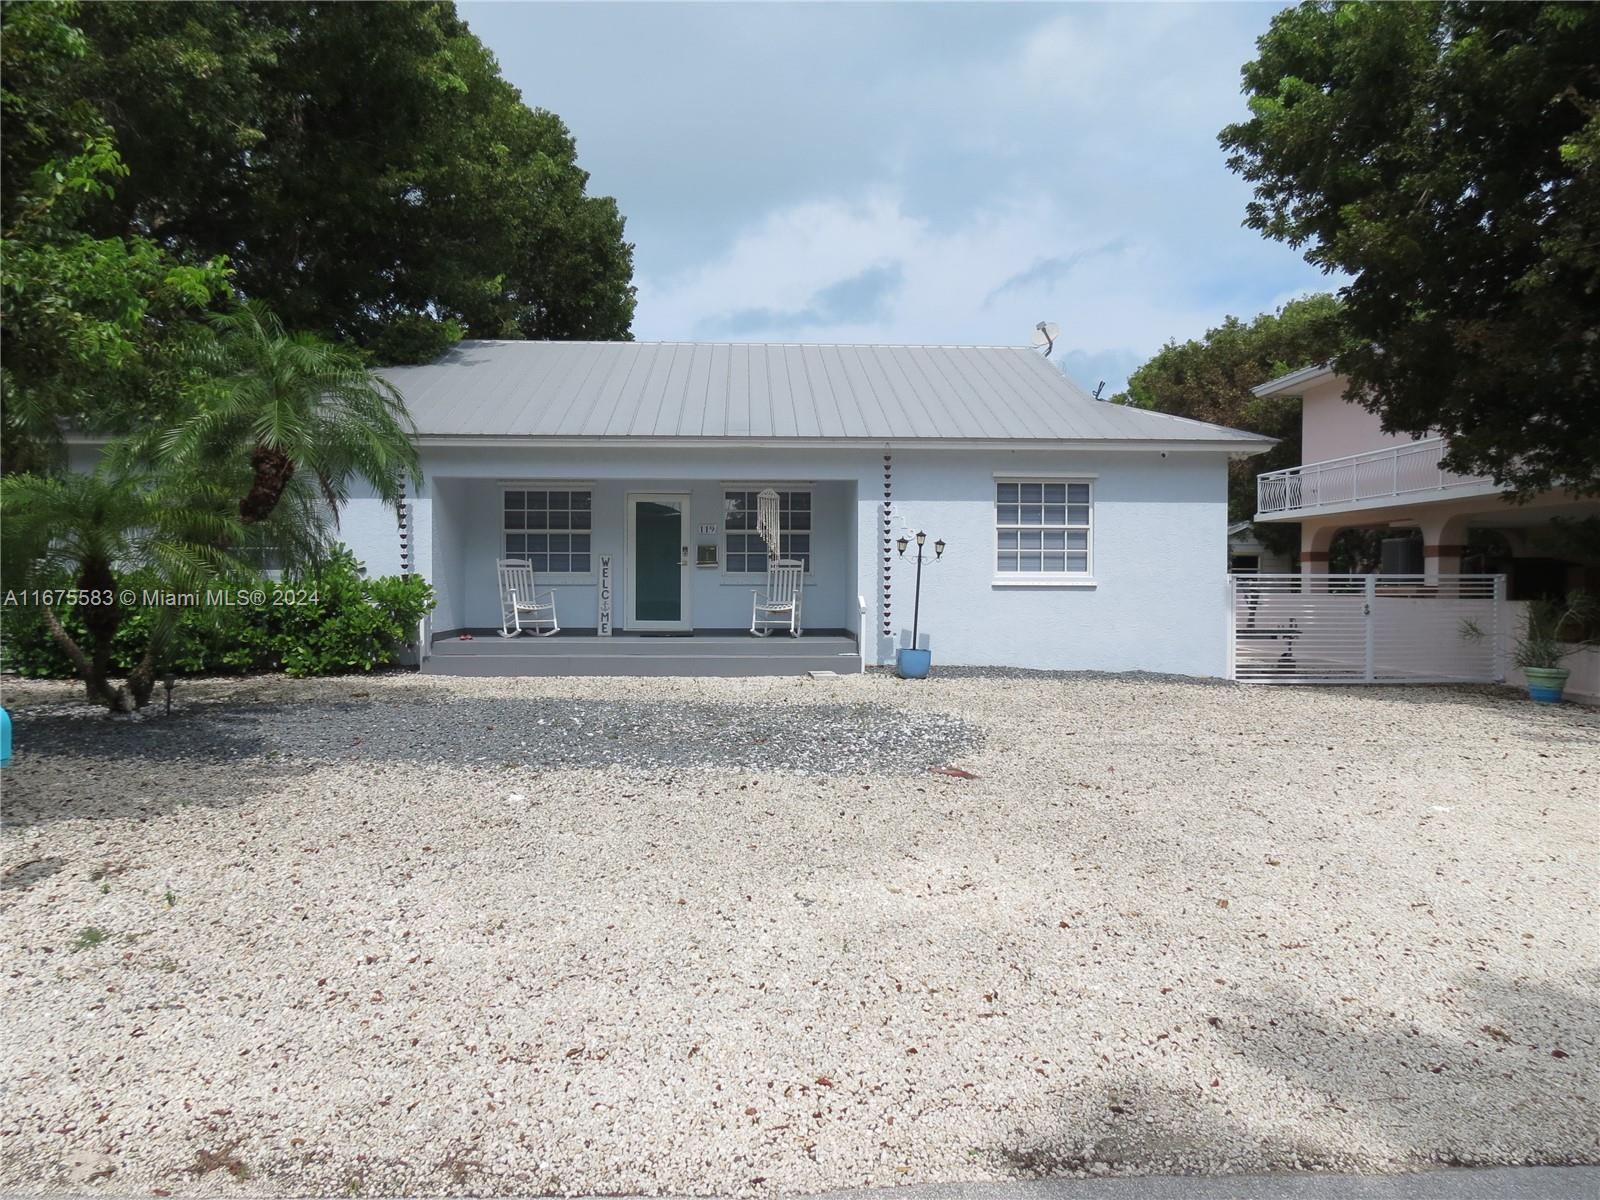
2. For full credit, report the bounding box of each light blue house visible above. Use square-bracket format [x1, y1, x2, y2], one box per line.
[336, 340, 1271, 676]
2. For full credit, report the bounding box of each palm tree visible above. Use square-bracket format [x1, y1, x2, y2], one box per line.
[157, 302, 420, 525]
[1, 465, 253, 710]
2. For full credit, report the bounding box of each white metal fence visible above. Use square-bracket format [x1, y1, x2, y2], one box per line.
[1255, 437, 1492, 516]
[1231, 574, 1504, 684]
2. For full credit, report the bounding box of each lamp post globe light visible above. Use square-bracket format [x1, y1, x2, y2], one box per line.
[894, 530, 945, 679]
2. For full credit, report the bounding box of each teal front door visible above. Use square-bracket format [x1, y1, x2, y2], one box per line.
[628, 493, 690, 630]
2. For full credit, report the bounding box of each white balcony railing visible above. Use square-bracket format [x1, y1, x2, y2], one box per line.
[1256, 437, 1493, 517]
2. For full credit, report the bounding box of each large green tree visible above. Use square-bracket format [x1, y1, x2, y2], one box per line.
[0, 1, 233, 471]
[1116, 293, 1350, 553]
[28, 0, 635, 363]
[1220, 1, 1600, 499]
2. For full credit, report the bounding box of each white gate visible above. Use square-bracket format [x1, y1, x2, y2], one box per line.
[1231, 574, 1505, 684]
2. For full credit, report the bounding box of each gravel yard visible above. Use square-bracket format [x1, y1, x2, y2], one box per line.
[1, 671, 1596, 1196]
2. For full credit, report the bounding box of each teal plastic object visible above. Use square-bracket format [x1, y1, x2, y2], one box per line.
[895, 647, 932, 679]
[0, 707, 11, 767]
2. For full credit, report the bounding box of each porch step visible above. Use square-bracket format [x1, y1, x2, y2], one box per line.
[421, 632, 861, 678]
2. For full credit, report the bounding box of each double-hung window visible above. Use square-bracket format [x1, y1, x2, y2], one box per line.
[724, 489, 812, 574]
[504, 488, 593, 578]
[995, 480, 1091, 576]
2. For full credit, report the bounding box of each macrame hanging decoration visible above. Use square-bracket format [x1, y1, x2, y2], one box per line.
[755, 487, 783, 561]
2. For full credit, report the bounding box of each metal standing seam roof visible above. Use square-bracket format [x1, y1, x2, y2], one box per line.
[375, 340, 1274, 447]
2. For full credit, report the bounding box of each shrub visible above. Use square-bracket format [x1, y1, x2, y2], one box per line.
[0, 547, 433, 679]
[271, 549, 435, 676]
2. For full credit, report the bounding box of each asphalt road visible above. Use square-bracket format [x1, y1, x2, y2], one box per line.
[799, 1167, 1600, 1200]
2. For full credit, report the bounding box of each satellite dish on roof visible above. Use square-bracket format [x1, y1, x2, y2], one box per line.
[1031, 321, 1060, 357]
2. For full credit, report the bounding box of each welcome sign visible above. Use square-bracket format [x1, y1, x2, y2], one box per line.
[597, 554, 613, 635]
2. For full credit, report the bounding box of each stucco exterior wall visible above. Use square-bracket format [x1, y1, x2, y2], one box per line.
[338, 490, 404, 579]
[1300, 376, 1416, 463]
[428, 478, 469, 633]
[875, 449, 1230, 676]
[330, 443, 1233, 677]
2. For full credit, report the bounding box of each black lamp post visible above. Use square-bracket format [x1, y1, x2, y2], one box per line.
[896, 530, 945, 649]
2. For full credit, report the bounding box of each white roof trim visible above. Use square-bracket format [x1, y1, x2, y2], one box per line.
[1252, 362, 1338, 398]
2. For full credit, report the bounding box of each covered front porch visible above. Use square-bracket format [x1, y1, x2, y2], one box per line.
[418, 457, 864, 675]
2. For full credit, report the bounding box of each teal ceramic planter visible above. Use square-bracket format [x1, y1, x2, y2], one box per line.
[896, 648, 932, 679]
[1524, 666, 1569, 704]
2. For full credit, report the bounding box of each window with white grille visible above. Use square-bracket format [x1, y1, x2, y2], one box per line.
[995, 480, 1091, 575]
[724, 489, 812, 574]
[504, 488, 593, 578]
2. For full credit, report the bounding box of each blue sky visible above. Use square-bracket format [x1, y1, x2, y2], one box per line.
[461, 2, 1333, 395]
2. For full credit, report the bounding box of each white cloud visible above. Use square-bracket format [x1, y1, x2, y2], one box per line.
[1012, 6, 1190, 108]
[635, 190, 1265, 393]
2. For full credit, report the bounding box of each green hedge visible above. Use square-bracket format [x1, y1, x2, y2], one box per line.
[1, 547, 434, 679]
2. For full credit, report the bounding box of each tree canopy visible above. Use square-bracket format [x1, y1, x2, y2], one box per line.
[0, 2, 236, 468]
[1220, 1, 1600, 499]
[3, 0, 635, 368]
[1116, 293, 1350, 553]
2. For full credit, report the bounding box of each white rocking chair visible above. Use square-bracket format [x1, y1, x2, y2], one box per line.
[497, 558, 560, 637]
[751, 559, 804, 637]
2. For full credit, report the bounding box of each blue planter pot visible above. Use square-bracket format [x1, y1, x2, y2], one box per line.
[1524, 666, 1569, 704]
[895, 647, 932, 679]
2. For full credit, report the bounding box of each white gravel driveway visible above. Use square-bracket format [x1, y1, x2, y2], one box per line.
[1, 671, 1596, 1196]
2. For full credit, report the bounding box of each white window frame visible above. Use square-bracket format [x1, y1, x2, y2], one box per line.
[501, 483, 596, 583]
[719, 486, 815, 581]
[993, 476, 1095, 586]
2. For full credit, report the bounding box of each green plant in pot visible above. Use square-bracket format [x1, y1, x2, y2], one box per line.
[1467, 590, 1600, 704]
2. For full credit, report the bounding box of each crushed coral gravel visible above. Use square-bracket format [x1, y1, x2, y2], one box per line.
[0, 671, 1596, 1196]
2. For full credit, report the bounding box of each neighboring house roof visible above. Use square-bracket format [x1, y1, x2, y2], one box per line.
[375, 340, 1274, 449]
[1251, 362, 1338, 399]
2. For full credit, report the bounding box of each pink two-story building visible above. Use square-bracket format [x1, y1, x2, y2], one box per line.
[1247, 364, 1598, 701]
[1252, 364, 1600, 596]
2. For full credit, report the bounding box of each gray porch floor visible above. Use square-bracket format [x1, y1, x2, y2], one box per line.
[422, 629, 862, 677]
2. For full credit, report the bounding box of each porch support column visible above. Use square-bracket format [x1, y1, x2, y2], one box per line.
[1423, 543, 1468, 579]
[1420, 513, 1471, 582]
[1300, 521, 1337, 576]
